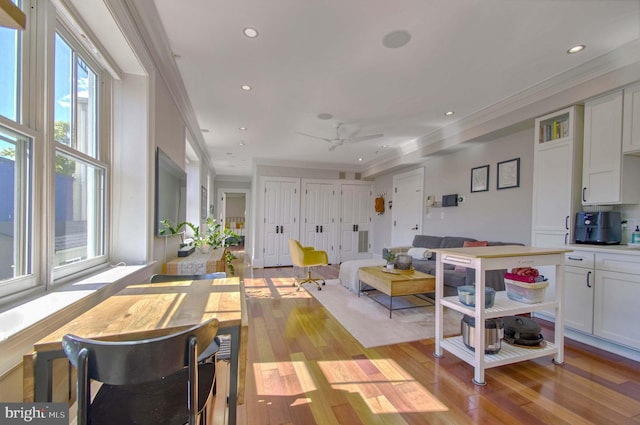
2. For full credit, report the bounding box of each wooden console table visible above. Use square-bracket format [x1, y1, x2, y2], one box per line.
[163, 247, 226, 274]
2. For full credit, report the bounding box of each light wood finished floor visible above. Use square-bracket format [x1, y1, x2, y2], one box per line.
[229, 249, 640, 425]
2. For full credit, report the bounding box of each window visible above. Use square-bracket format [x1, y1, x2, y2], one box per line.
[0, 1, 21, 122]
[0, 122, 33, 297]
[53, 31, 106, 277]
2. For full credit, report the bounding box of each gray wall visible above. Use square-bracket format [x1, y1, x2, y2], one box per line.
[372, 125, 533, 254]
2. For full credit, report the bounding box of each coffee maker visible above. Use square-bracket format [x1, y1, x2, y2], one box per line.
[574, 211, 621, 244]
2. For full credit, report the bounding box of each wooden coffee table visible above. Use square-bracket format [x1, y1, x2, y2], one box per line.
[358, 266, 436, 318]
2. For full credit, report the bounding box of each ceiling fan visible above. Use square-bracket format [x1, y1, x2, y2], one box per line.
[296, 122, 384, 151]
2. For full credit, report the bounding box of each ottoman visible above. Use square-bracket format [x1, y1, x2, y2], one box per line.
[339, 258, 386, 292]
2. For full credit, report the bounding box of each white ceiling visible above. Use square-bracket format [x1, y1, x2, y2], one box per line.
[144, 0, 640, 177]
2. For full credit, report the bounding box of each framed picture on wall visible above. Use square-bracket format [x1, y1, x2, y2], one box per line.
[470, 164, 489, 193]
[497, 158, 520, 190]
[201, 186, 208, 219]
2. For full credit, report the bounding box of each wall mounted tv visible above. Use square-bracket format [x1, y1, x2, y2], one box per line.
[155, 147, 187, 236]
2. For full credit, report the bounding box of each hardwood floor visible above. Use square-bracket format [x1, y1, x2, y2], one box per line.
[229, 249, 640, 424]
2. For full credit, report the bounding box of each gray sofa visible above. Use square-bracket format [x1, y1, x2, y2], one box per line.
[382, 235, 523, 296]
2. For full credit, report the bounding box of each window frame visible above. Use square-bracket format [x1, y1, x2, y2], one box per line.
[50, 22, 111, 282]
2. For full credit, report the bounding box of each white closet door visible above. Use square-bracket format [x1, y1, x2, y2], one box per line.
[340, 183, 371, 262]
[263, 179, 299, 267]
[303, 182, 335, 262]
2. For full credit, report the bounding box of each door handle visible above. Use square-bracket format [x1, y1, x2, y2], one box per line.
[320, 225, 323, 233]
[276, 225, 279, 234]
[565, 215, 570, 230]
[411, 225, 418, 231]
[316, 225, 319, 233]
[355, 224, 359, 231]
[280, 225, 284, 233]
[587, 271, 592, 288]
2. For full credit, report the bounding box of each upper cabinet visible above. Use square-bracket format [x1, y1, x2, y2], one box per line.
[623, 82, 640, 154]
[582, 90, 640, 205]
[532, 106, 584, 247]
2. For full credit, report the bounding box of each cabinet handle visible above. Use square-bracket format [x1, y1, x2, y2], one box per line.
[316, 225, 319, 233]
[280, 225, 284, 233]
[567, 256, 583, 261]
[356, 224, 359, 231]
[565, 233, 568, 245]
[582, 187, 587, 202]
[587, 271, 592, 288]
[565, 215, 570, 230]
[320, 225, 323, 233]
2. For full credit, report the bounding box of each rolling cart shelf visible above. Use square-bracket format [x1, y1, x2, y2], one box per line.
[440, 337, 559, 369]
[441, 291, 558, 319]
[433, 245, 571, 385]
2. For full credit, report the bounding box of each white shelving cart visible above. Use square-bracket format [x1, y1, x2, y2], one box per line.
[433, 245, 571, 385]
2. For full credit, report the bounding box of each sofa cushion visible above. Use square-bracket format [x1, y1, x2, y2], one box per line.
[439, 236, 477, 248]
[412, 235, 443, 249]
[407, 247, 432, 259]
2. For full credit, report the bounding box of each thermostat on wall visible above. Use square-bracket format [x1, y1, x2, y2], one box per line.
[442, 194, 458, 207]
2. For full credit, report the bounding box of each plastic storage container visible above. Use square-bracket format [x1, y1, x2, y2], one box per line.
[457, 285, 496, 308]
[504, 278, 548, 304]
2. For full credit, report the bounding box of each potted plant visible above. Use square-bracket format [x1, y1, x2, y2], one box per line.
[160, 217, 240, 275]
[384, 251, 396, 269]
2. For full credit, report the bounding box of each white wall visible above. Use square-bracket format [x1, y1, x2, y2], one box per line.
[371, 126, 534, 254]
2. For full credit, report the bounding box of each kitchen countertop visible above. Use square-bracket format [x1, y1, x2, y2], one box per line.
[566, 243, 640, 255]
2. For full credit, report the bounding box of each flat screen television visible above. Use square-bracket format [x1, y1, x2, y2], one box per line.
[155, 147, 187, 236]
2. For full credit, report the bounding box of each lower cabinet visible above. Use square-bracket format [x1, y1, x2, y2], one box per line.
[562, 250, 640, 352]
[594, 269, 640, 351]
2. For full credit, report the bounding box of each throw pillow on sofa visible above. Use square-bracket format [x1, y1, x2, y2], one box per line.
[454, 241, 488, 271]
[407, 247, 432, 259]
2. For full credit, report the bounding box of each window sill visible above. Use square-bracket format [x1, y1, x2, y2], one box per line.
[0, 263, 155, 375]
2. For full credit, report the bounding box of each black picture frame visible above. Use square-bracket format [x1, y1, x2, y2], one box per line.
[470, 164, 489, 193]
[201, 186, 208, 219]
[497, 158, 520, 190]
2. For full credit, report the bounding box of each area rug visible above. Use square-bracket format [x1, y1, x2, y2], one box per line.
[305, 279, 462, 348]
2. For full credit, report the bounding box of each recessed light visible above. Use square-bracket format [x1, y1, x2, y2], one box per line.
[239, 126, 247, 131]
[317, 113, 333, 120]
[239, 141, 246, 146]
[382, 30, 411, 49]
[243, 27, 258, 38]
[241, 85, 252, 91]
[567, 45, 586, 54]
[445, 111, 455, 116]
[358, 157, 363, 162]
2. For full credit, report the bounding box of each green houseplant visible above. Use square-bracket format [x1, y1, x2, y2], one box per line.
[160, 217, 240, 275]
[383, 251, 396, 269]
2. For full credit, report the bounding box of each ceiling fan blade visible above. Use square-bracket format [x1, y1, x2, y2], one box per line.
[295, 131, 332, 143]
[328, 140, 343, 151]
[346, 133, 384, 143]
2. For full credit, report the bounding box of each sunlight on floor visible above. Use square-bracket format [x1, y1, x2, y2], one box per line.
[318, 359, 449, 414]
[252, 358, 448, 415]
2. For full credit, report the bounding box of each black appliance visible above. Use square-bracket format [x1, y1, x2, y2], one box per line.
[574, 211, 621, 245]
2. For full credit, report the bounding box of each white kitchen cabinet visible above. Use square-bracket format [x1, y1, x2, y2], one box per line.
[594, 269, 640, 351]
[532, 106, 583, 247]
[622, 82, 640, 154]
[563, 251, 595, 333]
[582, 90, 640, 205]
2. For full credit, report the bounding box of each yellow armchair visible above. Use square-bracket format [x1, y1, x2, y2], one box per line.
[288, 239, 329, 291]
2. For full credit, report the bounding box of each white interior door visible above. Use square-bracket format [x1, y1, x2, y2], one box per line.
[391, 168, 424, 246]
[263, 179, 300, 267]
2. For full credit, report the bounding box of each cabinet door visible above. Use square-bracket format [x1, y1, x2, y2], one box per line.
[532, 140, 573, 235]
[582, 91, 623, 205]
[263, 180, 299, 267]
[594, 270, 640, 350]
[564, 265, 594, 333]
[623, 82, 640, 154]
